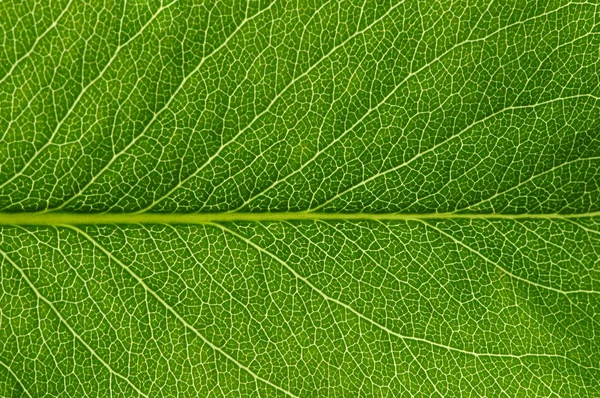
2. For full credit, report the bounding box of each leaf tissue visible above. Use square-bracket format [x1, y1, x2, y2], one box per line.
[1, 0, 599, 396]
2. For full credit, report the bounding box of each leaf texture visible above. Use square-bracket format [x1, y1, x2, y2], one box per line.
[1, 0, 599, 396]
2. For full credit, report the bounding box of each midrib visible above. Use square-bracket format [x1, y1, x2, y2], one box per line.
[0, 211, 598, 225]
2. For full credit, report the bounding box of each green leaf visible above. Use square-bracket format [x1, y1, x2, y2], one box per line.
[1, 0, 599, 396]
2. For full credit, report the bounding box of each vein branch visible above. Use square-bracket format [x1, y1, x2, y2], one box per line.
[0, 247, 149, 398]
[65, 225, 299, 398]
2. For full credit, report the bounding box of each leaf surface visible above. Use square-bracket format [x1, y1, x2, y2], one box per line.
[1, 0, 599, 396]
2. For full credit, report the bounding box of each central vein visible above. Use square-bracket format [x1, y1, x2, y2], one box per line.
[0, 211, 598, 225]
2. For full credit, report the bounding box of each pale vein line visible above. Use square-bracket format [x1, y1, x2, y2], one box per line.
[455, 156, 600, 213]
[370, 220, 482, 306]
[482, 219, 600, 330]
[162, 223, 298, 374]
[13, 225, 142, 363]
[1, 211, 600, 225]
[390, 218, 600, 334]
[285, 220, 460, 396]
[134, 0, 409, 213]
[0, 0, 179, 191]
[231, 4, 595, 212]
[401, 339, 446, 398]
[419, 216, 600, 392]
[297, 218, 477, 311]
[0, 0, 74, 86]
[309, 93, 600, 211]
[213, 223, 581, 364]
[65, 225, 299, 398]
[0, 357, 33, 398]
[0, 248, 148, 398]
[278, 217, 600, 368]
[50, 0, 279, 211]
[418, 220, 600, 295]
[564, 218, 600, 237]
[512, 221, 588, 268]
